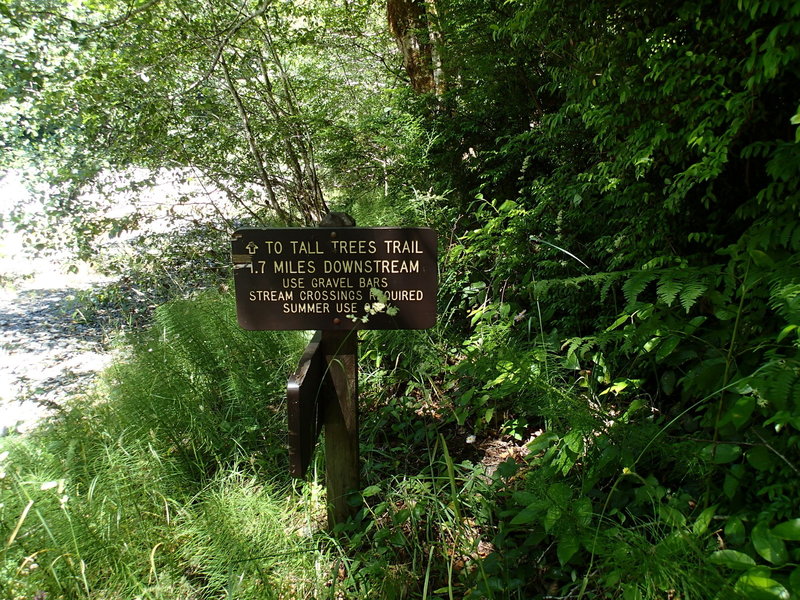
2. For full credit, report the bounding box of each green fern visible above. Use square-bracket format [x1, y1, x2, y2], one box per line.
[656, 277, 682, 307]
[679, 281, 707, 313]
[777, 221, 800, 250]
[622, 271, 657, 305]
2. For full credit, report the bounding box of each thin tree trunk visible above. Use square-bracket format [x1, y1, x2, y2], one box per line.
[255, 49, 320, 224]
[259, 19, 328, 222]
[423, 0, 446, 94]
[220, 54, 292, 223]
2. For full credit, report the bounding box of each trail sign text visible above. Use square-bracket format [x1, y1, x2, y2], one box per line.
[232, 227, 437, 330]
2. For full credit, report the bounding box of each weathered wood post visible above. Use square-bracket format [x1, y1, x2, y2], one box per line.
[231, 216, 437, 531]
[319, 212, 359, 527]
[320, 329, 359, 526]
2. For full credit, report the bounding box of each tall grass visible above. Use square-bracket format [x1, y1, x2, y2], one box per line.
[0, 290, 328, 599]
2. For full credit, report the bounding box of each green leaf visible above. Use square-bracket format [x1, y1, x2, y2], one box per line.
[499, 199, 518, 213]
[658, 505, 686, 528]
[510, 501, 545, 525]
[643, 336, 661, 352]
[776, 324, 798, 342]
[563, 430, 584, 454]
[661, 370, 676, 395]
[772, 519, 800, 541]
[622, 584, 643, 600]
[752, 522, 788, 565]
[362, 485, 381, 498]
[547, 482, 572, 505]
[724, 472, 741, 498]
[734, 573, 790, 600]
[709, 549, 756, 570]
[393, 508, 411, 526]
[563, 351, 580, 370]
[789, 568, 800, 594]
[655, 335, 681, 361]
[600, 379, 632, 395]
[746, 446, 774, 471]
[544, 505, 562, 532]
[574, 497, 593, 527]
[725, 516, 746, 545]
[527, 431, 559, 455]
[605, 313, 630, 331]
[557, 534, 580, 565]
[701, 443, 742, 464]
[693, 505, 717, 536]
[748, 249, 775, 268]
[727, 396, 756, 429]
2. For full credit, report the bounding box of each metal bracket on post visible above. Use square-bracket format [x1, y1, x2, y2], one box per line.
[287, 331, 327, 479]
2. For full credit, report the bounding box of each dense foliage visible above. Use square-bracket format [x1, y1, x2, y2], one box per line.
[407, 0, 800, 597]
[1, 0, 799, 598]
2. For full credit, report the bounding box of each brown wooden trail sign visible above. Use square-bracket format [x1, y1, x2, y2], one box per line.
[231, 227, 437, 331]
[231, 220, 437, 529]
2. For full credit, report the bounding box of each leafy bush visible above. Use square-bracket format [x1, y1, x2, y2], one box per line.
[402, 1, 800, 596]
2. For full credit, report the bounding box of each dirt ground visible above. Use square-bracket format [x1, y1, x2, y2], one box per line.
[0, 258, 112, 434]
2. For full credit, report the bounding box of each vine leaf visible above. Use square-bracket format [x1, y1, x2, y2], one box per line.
[752, 522, 788, 565]
[708, 549, 756, 570]
[772, 519, 800, 541]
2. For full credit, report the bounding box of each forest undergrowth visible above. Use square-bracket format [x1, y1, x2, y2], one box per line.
[1, 206, 797, 599]
[2, 0, 800, 598]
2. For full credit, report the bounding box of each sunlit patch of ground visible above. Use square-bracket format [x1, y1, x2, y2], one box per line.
[0, 174, 113, 433]
[0, 268, 113, 434]
[0, 168, 237, 434]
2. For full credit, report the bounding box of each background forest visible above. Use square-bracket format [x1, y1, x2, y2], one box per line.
[1, 0, 799, 598]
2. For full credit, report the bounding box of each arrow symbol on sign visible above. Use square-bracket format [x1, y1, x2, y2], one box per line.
[246, 241, 258, 254]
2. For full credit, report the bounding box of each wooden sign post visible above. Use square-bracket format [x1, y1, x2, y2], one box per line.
[231, 217, 436, 528]
[321, 329, 359, 526]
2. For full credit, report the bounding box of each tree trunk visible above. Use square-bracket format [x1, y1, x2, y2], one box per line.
[387, 0, 435, 94]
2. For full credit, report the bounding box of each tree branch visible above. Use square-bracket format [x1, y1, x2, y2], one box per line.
[219, 54, 292, 223]
[101, 0, 164, 29]
[183, 0, 271, 94]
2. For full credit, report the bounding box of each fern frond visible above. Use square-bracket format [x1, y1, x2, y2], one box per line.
[754, 356, 800, 412]
[778, 221, 797, 248]
[791, 222, 800, 251]
[640, 255, 682, 270]
[771, 369, 795, 409]
[680, 282, 707, 313]
[528, 272, 624, 300]
[768, 277, 800, 324]
[656, 277, 682, 307]
[623, 272, 657, 305]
